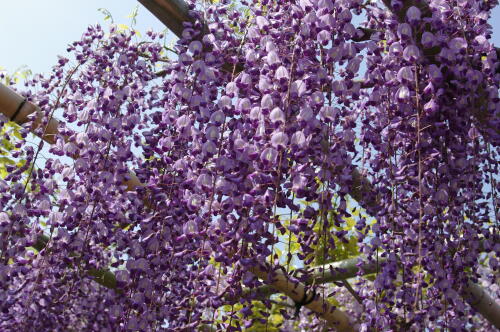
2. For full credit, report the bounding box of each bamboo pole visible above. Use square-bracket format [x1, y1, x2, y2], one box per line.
[0, 83, 143, 191]
[0, 84, 59, 144]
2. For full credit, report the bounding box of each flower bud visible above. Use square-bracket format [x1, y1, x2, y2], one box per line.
[406, 6, 421, 25]
[403, 45, 420, 62]
[421, 32, 435, 49]
[396, 85, 410, 102]
[397, 23, 412, 40]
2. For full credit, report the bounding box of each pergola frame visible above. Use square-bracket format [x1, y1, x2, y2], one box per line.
[0, 0, 498, 330]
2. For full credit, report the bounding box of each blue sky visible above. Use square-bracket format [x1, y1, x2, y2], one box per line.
[1, 1, 500, 75]
[0, 1, 171, 74]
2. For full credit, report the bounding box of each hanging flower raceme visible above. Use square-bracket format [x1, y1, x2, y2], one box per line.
[0, 0, 498, 330]
[358, 0, 500, 329]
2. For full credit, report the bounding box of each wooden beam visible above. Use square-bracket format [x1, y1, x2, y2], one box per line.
[0, 83, 59, 144]
[252, 255, 500, 329]
[0, 83, 144, 191]
[138, 0, 192, 39]
[250, 265, 355, 332]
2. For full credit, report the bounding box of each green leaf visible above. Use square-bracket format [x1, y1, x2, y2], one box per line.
[0, 157, 14, 165]
[0, 166, 7, 179]
[87, 269, 117, 289]
[98, 8, 114, 23]
[127, 5, 139, 26]
[117, 24, 130, 32]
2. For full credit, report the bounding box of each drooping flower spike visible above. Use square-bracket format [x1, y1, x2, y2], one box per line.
[0, 0, 498, 331]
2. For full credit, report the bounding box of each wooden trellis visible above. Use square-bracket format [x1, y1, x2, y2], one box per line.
[0, 57, 498, 332]
[0, 0, 498, 330]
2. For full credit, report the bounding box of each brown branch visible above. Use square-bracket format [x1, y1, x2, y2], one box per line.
[462, 281, 500, 329]
[251, 254, 500, 329]
[250, 265, 355, 332]
[340, 280, 362, 304]
[138, 0, 191, 39]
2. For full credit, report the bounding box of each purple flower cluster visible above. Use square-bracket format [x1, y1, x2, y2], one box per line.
[0, 0, 498, 330]
[357, 0, 500, 329]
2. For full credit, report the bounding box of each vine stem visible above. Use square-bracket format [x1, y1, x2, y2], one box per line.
[264, 29, 299, 330]
[203, 17, 251, 330]
[7, 62, 85, 322]
[1, 61, 83, 264]
[414, 65, 424, 310]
